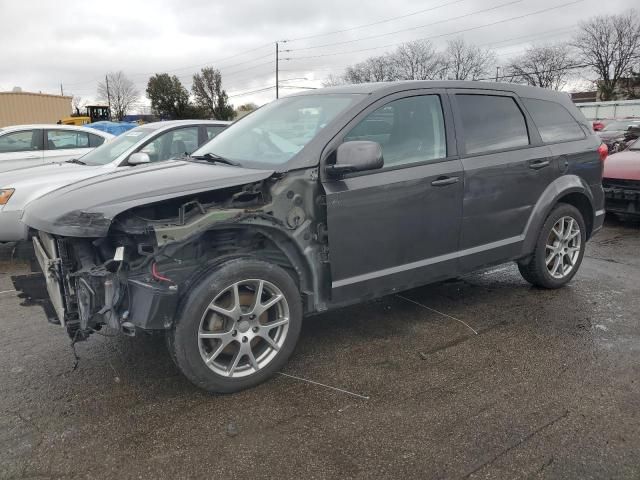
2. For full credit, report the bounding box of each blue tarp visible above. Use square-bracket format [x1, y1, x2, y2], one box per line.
[85, 121, 138, 136]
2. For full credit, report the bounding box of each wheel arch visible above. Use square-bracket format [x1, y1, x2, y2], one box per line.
[177, 224, 321, 316]
[521, 175, 596, 256]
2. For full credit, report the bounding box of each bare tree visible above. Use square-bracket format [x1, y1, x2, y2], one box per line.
[393, 40, 446, 80]
[322, 74, 346, 87]
[444, 38, 495, 80]
[71, 95, 85, 115]
[97, 71, 139, 121]
[192, 67, 234, 120]
[343, 55, 398, 84]
[573, 11, 640, 100]
[505, 44, 576, 90]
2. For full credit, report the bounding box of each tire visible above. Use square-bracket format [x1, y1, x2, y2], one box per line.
[518, 203, 586, 289]
[168, 258, 302, 393]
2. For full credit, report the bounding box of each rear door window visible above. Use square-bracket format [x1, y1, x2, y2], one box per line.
[456, 94, 529, 155]
[522, 98, 586, 143]
[46, 130, 90, 150]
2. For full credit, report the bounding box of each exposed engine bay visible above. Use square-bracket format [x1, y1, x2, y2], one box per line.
[34, 170, 328, 340]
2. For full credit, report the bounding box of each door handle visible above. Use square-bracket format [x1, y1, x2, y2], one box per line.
[431, 176, 459, 186]
[528, 159, 550, 170]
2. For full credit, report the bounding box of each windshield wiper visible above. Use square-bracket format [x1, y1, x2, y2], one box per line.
[65, 158, 86, 165]
[190, 152, 241, 167]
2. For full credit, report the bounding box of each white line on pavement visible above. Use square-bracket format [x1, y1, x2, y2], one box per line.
[396, 294, 479, 335]
[277, 372, 370, 400]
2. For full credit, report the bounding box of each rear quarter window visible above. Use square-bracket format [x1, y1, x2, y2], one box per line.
[522, 98, 586, 143]
[456, 94, 530, 155]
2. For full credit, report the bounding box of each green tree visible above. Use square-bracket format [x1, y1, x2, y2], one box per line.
[192, 67, 235, 120]
[146, 74, 190, 119]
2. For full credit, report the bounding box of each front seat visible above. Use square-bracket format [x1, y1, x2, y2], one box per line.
[171, 140, 187, 157]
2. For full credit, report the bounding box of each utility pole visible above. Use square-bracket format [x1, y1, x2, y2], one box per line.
[60, 83, 64, 96]
[105, 74, 112, 120]
[275, 42, 279, 99]
[495, 66, 500, 82]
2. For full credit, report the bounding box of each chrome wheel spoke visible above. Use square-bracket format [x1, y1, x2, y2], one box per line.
[252, 293, 284, 317]
[227, 349, 243, 376]
[247, 348, 259, 371]
[259, 333, 280, 351]
[263, 317, 289, 330]
[206, 340, 231, 364]
[550, 255, 562, 276]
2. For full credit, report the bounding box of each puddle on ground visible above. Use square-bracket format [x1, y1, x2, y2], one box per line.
[11, 273, 59, 323]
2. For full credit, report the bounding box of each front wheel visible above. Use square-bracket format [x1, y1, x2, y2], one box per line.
[168, 258, 302, 393]
[518, 203, 586, 289]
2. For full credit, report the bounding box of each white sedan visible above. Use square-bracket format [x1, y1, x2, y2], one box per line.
[0, 120, 229, 242]
[0, 124, 115, 173]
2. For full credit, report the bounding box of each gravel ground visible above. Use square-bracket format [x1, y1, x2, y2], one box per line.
[1, 218, 639, 479]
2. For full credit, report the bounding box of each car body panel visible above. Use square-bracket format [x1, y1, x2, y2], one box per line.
[22, 160, 275, 237]
[603, 148, 640, 181]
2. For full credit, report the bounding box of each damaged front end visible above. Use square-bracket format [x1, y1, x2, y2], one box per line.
[32, 171, 326, 341]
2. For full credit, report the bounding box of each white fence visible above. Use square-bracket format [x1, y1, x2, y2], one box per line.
[575, 100, 640, 120]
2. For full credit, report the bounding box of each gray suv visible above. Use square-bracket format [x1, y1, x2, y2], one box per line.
[23, 81, 606, 393]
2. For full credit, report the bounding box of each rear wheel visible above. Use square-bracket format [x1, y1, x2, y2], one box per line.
[168, 258, 302, 393]
[518, 203, 586, 289]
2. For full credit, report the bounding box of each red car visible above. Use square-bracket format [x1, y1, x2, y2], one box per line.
[602, 140, 640, 218]
[593, 120, 606, 131]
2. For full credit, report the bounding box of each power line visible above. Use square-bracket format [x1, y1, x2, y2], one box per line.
[283, 0, 583, 61]
[283, 0, 522, 53]
[227, 85, 275, 98]
[281, 0, 472, 43]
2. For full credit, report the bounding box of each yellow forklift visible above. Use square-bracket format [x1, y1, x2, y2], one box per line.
[59, 105, 110, 125]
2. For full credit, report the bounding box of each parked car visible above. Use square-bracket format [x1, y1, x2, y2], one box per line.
[23, 81, 605, 393]
[602, 139, 640, 219]
[0, 120, 229, 242]
[597, 119, 640, 153]
[0, 124, 114, 173]
[593, 120, 606, 131]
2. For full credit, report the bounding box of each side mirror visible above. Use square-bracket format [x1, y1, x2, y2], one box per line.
[326, 141, 384, 177]
[128, 152, 151, 165]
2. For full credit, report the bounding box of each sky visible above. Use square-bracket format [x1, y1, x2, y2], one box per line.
[0, 0, 636, 110]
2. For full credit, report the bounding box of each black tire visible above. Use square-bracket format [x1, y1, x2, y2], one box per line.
[168, 258, 302, 393]
[518, 203, 586, 289]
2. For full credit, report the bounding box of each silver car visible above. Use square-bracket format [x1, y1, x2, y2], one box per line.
[0, 124, 114, 173]
[0, 120, 229, 242]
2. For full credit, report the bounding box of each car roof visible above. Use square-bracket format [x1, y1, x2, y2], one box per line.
[138, 120, 232, 131]
[290, 80, 574, 103]
[0, 124, 114, 137]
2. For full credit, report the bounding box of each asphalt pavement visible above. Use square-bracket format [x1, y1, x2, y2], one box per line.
[1, 218, 639, 479]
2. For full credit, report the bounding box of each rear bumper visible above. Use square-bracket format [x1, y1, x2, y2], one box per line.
[0, 210, 29, 242]
[603, 185, 640, 217]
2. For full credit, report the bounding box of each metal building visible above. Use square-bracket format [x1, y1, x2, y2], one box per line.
[0, 91, 72, 127]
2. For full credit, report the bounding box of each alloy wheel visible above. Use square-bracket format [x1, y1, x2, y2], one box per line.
[545, 216, 581, 279]
[197, 279, 290, 378]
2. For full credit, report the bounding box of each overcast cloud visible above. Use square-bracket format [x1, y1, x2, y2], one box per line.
[0, 0, 636, 108]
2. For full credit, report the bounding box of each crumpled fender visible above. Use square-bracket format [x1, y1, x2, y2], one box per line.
[22, 160, 274, 237]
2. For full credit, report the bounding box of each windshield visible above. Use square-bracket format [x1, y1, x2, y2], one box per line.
[192, 94, 362, 168]
[81, 127, 157, 165]
[603, 120, 640, 132]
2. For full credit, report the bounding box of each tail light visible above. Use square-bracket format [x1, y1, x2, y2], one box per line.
[598, 143, 608, 162]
